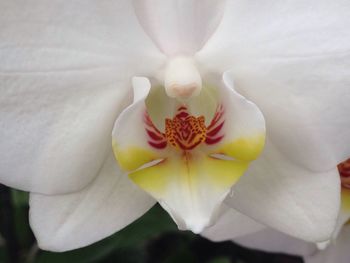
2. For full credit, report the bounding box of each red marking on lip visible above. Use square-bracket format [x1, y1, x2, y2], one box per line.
[339, 159, 350, 189]
[146, 129, 164, 141]
[149, 141, 167, 149]
[176, 111, 189, 119]
[144, 104, 225, 151]
[206, 121, 224, 137]
[205, 105, 224, 145]
[207, 105, 224, 130]
[144, 112, 167, 149]
[205, 136, 224, 145]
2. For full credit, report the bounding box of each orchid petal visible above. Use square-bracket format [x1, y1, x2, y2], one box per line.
[112, 75, 265, 233]
[199, 1, 350, 69]
[0, 70, 130, 194]
[225, 137, 341, 242]
[0, 0, 163, 73]
[225, 59, 350, 172]
[202, 205, 265, 242]
[198, 1, 350, 171]
[197, 0, 349, 242]
[29, 151, 155, 252]
[304, 226, 350, 263]
[133, 0, 226, 55]
[234, 228, 317, 257]
[0, 0, 164, 194]
[212, 163, 350, 255]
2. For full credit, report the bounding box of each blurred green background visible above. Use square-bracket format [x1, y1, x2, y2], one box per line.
[0, 185, 303, 263]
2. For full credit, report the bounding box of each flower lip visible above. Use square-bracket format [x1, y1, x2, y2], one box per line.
[112, 73, 266, 235]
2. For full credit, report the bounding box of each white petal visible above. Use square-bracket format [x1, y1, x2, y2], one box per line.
[0, 70, 130, 194]
[29, 151, 155, 252]
[199, 11, 349, 241]
[202, 206, 265, 242]
[0, 1, 165, 194]
[227, 59, 350, 172]
[333, 211, 350, 240]
[305, 226, 350, 263]
[234, 228, 317, 257]
[241, 186, 350, 256]
[225, 137, 341, 242]
[133, 0, 226, 55]
[198, 1, 350, 170]
[317, 241, 331, 251]
[0, 0, 163, 73]
[199, 0, 350, 68]
[221, 63, 348, 243]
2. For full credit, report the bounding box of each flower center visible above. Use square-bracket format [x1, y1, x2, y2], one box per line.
[165, 106, 206, 150]
[144, 105, 225, 151]
[339, 159, 350, 189]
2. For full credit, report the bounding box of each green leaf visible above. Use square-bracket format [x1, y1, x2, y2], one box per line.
[11, 190, 29, 207]
[0, 246, 9, 263]
[10, 190, 32, 249]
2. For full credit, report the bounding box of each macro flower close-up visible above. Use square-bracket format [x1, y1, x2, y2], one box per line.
[0, 0, 349, 261]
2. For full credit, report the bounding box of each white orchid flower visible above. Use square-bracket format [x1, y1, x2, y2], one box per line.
[204, 159, 350, 262]
[0, 0, 349, 252]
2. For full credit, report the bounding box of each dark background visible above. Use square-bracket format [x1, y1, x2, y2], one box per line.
[0, 185, 303, 263]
